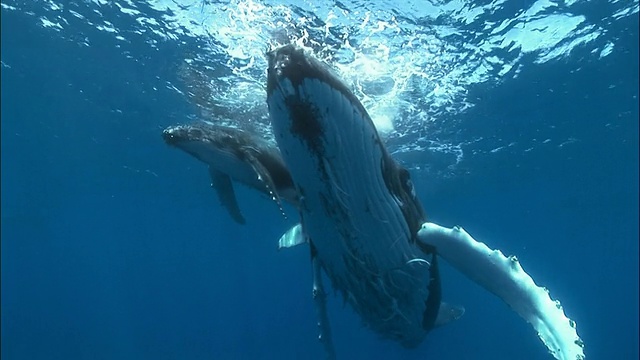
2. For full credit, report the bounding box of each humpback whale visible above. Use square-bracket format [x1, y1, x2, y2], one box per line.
[162, 123, 296, 224]
[266, 44, 584, 360]
[267, 44, 461, 350]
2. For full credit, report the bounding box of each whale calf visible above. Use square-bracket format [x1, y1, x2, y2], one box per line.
[163, 123, 296, 223]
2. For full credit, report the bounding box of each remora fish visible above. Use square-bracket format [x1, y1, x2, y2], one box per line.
[163, 123, 296, 224]
[266, 44, 584, 360]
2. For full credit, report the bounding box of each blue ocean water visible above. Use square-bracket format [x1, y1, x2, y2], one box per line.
[1, 1, 638, 359]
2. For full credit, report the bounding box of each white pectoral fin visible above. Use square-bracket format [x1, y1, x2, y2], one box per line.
[278, 223, 308, 250]
[418, 222, 584, 360]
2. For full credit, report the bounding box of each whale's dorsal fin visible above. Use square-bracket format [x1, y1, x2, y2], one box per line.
[209, 166, 246, 224]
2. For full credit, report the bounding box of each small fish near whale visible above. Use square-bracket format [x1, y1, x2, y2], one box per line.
[163, 45, 585, 360]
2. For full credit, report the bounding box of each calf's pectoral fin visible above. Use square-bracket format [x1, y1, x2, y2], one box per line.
[209, 166, 246, 224]
[244, 152, 288, 220]
[417, 222, 585, 360]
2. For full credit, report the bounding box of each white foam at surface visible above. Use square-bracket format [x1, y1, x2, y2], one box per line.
[1, 0, 632, 173]
[40, 17, 63, 30]
[599, 42, 614, 58]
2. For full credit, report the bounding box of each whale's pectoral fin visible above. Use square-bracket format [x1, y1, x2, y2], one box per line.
[278, 223, 308, 250]
[417, 222, 585, 360]
[243, 150, 288, 220]
[434, 302, 465, 328]
[209, 166, 246, 224]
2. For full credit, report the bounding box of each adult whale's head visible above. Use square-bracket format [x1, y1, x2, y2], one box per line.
[266, 44, 452, 347]
[163, 123, 296, 223]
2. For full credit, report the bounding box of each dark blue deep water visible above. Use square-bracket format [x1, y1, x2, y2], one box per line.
[1, 1, 638, 359]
